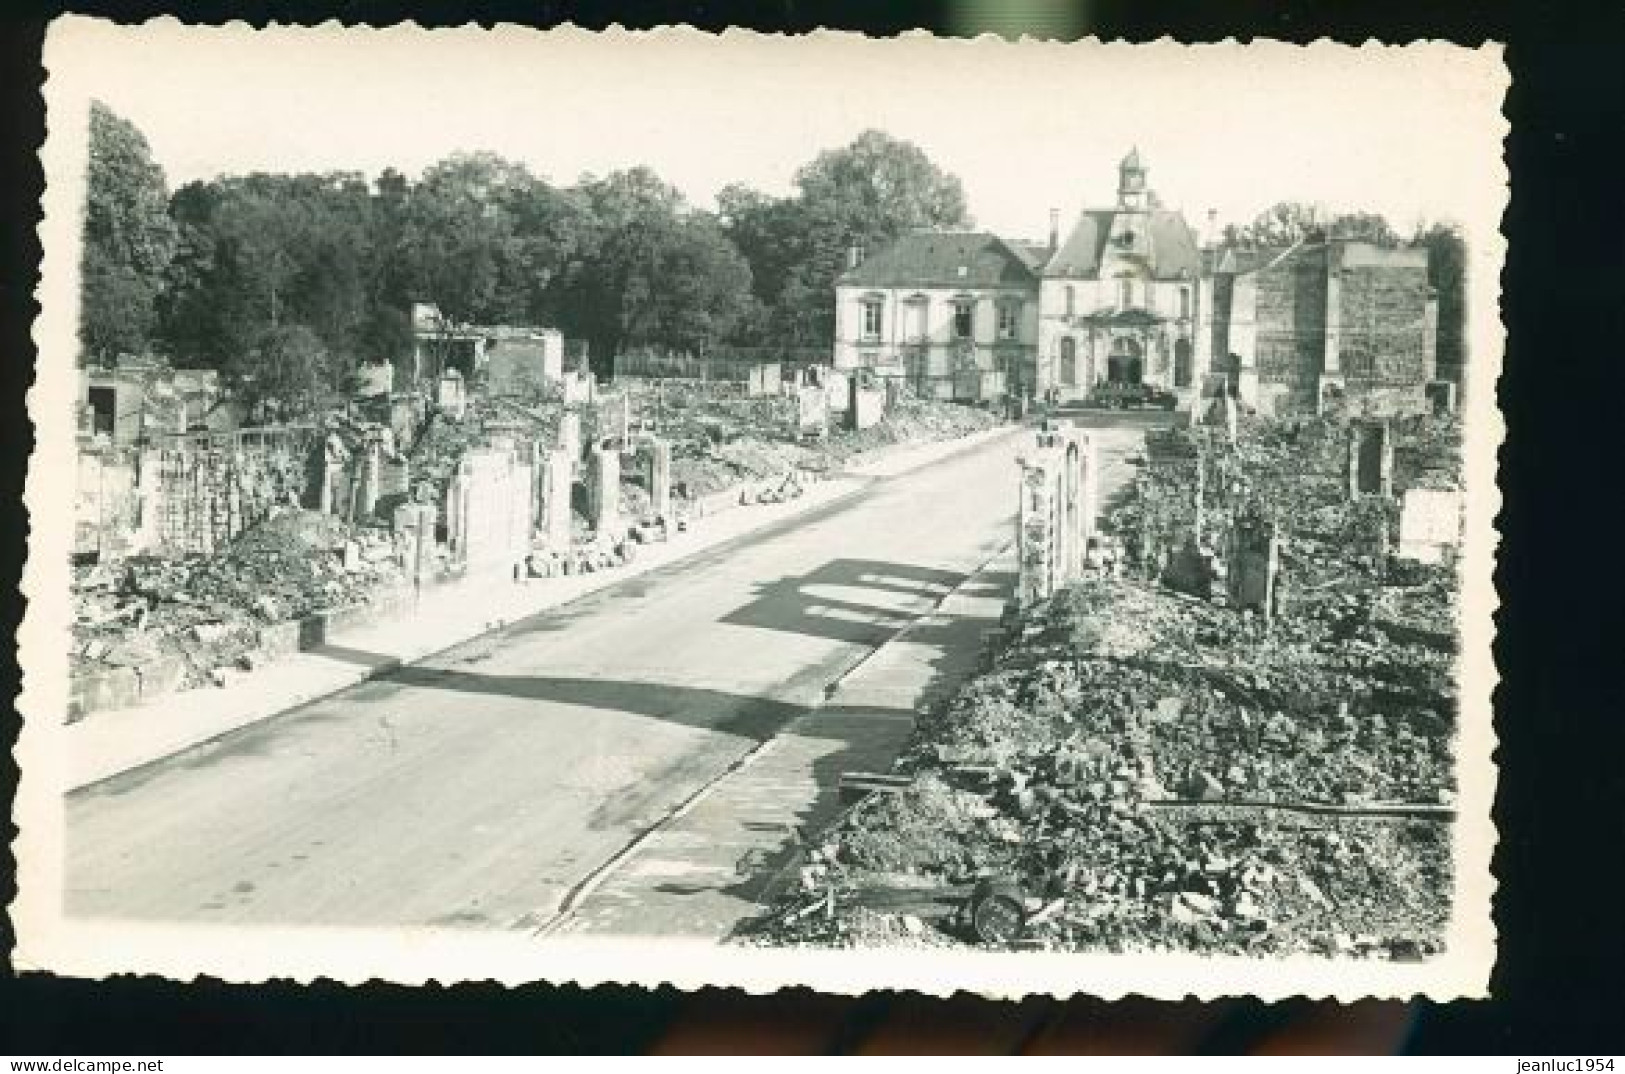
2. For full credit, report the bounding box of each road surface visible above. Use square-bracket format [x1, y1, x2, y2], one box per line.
[66, 415, 1159, 930]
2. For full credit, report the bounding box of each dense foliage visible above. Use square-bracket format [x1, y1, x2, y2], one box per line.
[81, 102, 178, 363]
[82, 107, 1469, 412]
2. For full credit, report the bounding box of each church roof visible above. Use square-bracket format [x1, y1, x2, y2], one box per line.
[836, 231, 1040, 289]
[1044, 209, 1203, 280]
[1121, 147, 1144, 171]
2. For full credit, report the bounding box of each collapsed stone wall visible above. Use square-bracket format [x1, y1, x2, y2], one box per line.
[1339, 265, 1431, 387]
[1251, 249, 1327, 416]
[75, 446, 141, 556]
[143, 428, 316, 556]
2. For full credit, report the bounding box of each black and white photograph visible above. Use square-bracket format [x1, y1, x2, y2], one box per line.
[15, 20, 1505, 1000]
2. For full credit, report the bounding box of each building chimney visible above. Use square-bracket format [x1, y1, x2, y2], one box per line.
[1206, 208, 1218, 249]
[1048, 209, 1060, 252]
[847, 243, 864, 270]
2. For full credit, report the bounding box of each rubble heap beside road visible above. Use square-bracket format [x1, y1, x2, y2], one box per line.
[72, 509, 405, 703]
[70, 373, 1003, 720]
[749, 410, 1462, 959]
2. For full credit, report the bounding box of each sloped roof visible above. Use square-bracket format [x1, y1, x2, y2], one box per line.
[1213, 246, 1287, 275]
[1044, 209, 1203, 281]
[1006, 240, 1052, 272]
[1122, 147, 1144, 171]
[837, 231, 1040, 289]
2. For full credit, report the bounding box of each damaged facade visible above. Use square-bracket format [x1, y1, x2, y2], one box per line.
[836, 150, 1447, 417]
[409, 302, 567, 398]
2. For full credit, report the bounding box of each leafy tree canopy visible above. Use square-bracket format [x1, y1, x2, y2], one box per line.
[81, 101, 178, 362]
[1221, 201, 1403, 250]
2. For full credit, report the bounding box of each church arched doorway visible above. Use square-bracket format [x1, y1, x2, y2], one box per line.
[1106, 337, 1143, 385]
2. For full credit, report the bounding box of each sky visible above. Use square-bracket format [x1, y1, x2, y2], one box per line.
[48, 20, 1507, 244]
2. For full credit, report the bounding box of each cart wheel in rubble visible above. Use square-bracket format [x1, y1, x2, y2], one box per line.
[967, 879, 1028, 945]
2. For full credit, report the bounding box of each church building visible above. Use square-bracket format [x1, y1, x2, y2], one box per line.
[832, 150, 1442, 417]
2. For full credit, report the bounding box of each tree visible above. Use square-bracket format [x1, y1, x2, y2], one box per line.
[80, 102, 178, 362]
[223, 322, 334, 420]
[794, 130, 972, 241]
[1221, 202, 1402, 250]
[641, 213, 756, 353]
[565, 168, 759, 374]
[726, 130, 972, 347]
[158, 173, 374, 371]
[1414, 220, 1468, 381]
[399, 151, 595, 328]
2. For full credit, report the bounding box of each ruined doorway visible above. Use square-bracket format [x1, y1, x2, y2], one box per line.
[87, 386, 115, 436]
[1356, 425, 1385, 495]
[1106, 337, 1143, 384]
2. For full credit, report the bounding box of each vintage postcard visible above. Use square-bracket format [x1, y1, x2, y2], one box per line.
[14, 19, 1506, 999]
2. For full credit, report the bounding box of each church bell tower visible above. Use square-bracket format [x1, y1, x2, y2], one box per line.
[1117, 148, 1148, 210]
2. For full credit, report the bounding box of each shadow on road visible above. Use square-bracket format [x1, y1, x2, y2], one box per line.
[720, 558, 968, 647]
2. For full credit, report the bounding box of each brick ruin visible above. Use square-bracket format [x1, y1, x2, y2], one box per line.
[1215, 240, 1443, 420]
[1015, 424, 1101, 608]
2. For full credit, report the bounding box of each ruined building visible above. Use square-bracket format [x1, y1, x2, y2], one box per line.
[1209, 239, 1437, 416]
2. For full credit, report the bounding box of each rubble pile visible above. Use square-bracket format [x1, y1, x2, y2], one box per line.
[407, 394, 564, 507]
[756, 580, 1455, 957]
[817, 393, 1002, 464]
[751, 412, 1461, 958]
[631, 381, 999, 504]
[72, 509, 403, 690]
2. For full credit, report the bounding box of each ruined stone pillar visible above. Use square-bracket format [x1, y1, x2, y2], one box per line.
[587, 444, 620, 538]
[1324, 246, 1344, 377]
[438, 370, 467, 420]
[1016, 447, 1061, 608]
[133, 447, 163, 553]
[355, 438, 383, 520]
[1347, 420, 1394, 499]
[648, 438, 672, 523]
[1227, 514, 1280, 621]
[540, 448, 573, 551]
[446, 460, 471, 560]
[558, 410, 582, 468]
[393, 502, 437, 584]
[1076, 432, 1100, 549]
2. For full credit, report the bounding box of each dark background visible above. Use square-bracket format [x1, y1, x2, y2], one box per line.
[3, 0, 1622, 1055]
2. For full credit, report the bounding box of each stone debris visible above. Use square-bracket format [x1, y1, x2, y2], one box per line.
[750, 410, 1461, 960]
[73, 509, 405, 691]
[71, 370, 999, 717]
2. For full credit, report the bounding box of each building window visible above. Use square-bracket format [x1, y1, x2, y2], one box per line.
[1064, 285, 1075, 318]
[861, 298, 883, 340]
[1117, 277, 1136, 310]
[953, 300, 975, 341]
[996, 301, 1020, 341]
[1179, 287, 1192, 319]
[1059, 338, 1077, 386]
[903, 298, 927, 342]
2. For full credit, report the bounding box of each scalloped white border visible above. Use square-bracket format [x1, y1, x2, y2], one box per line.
[13, 18, 1506, 1000]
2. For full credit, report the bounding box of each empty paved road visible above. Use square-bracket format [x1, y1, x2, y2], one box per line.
[68, 431, 1027, 928]
[67, 415, 1161, 930]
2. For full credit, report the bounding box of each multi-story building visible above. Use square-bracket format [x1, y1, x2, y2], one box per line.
[833, 149, 1443, 417]
[830, 231, 1041, 403]
[1037, 149, 1210, 403]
